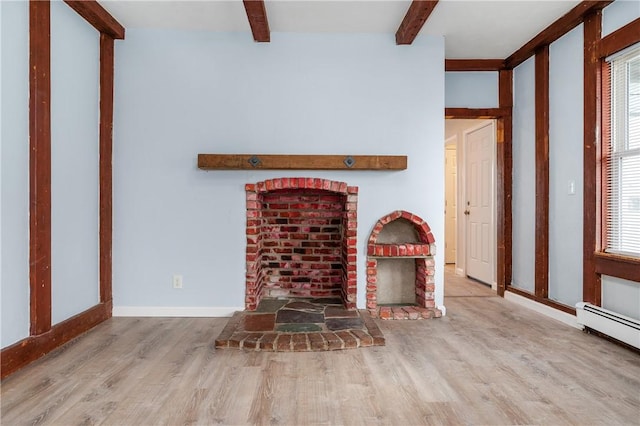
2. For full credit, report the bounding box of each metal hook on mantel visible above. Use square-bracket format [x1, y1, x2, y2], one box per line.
[343, 156, 356, 168]
[248, 156, 261, 167]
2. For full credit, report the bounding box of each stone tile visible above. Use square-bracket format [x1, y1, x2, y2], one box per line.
[283, 301, 324, 313]
[312, 297, 343, 305]
[325, 317, 364, 331]
[292, 334, 309, 351]
[276, 334, 292, 351]
[276, 309, 324, 324]
[276, 323, 322, 333]
[255, 299, 289, 313]
[324, 306, 359, 318]
[322, 332, 344, 350]
[336, 331, 358, 349]
[242, 313, 276, 332]
[259, 333, 278, 351]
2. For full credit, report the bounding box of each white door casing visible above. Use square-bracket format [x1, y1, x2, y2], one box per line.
[445, 146, 457, 264]
[464, 122, 495, 284]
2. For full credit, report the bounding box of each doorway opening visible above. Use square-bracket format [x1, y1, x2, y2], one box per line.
[444, 119, 497, 288]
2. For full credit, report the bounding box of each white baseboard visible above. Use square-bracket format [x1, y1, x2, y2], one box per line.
[112, 306, 242, 318]
[504, 291, 581, 329]
[455, 268, 464, 276]
[437, 305, 447, 316]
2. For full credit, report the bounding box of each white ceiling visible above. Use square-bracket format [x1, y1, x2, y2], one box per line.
[100, 0, 582, 59]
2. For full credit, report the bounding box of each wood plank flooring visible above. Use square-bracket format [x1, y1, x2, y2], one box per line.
[2, 268, 639, 425]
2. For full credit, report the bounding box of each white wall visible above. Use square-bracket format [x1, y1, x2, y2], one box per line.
[548, 25, 584, 307]
[50, 0, 101, 324]
[445, 72, 498, 108]
[602, 0, 640, 37]
[113, 31, 445, 313]
[1, 0, 30, 348]
[511, 57, 536, 293]
[602, 276, 640, 321]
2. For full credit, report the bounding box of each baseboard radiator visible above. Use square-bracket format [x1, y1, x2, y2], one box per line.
[576, 303, 640, 349]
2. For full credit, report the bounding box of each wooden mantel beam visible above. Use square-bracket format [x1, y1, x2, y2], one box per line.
[243, 0, 270, 43]
[396, 0, 439, 45]
[198, 154, 407, 171]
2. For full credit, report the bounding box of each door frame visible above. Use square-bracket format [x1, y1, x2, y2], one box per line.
[444, 136, 458, 266]
[461, 120, 497, 288]
[445, 79, 513, 299]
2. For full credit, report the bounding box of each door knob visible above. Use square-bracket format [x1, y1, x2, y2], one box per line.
[464, 210, 470, 215]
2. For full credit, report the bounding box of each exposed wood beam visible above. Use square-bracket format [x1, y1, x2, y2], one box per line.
[583, 11, 603, 306]
[599, 17, 640, 58]
[1, 302, 111, 379]
[496, 69, 513, 298]
[100, 34, 114, 307]
[243, 0, 270, 43]
[64, 1, 125, 39]
[445, 59, 505, 72]
[594, 253, 640, 283]
[396, 0, 439, 45]
[198, 154, 407, 170]
[29, 0, 52, 336]
[535, 46, 550, 299]
[506, 286, 576, 315]
[505, 1, 612, 69]
[444, 108, 510, 119]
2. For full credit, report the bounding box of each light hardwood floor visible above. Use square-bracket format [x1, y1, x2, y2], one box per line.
[2, 269, 639, 425]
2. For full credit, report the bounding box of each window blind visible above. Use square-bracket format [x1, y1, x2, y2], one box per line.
[605, 45, 640, 257]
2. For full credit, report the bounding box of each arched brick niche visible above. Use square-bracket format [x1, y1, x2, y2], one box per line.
[245, 178, 358, 311]
[366, 210, 441, 319]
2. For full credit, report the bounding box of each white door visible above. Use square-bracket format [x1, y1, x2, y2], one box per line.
[445, 147, 457, 264]
[465, 122, 494, 284]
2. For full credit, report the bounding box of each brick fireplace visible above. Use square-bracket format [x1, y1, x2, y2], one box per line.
[366, 210, 441, 319]
[245, 178, 358, 311]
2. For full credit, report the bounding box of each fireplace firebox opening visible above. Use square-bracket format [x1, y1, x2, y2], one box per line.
[245, 178, 357, 311]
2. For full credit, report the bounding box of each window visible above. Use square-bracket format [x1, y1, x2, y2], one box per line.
[605, 45, 640, 257]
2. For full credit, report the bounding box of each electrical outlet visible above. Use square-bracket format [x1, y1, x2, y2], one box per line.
[173, 275, 183, 289]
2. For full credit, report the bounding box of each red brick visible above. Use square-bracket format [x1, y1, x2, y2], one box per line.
[322, 332, 343, 350]
[336, 331, 357, 349]
[292, 334, 309, 352]
[392, 307, 406, 320]
[351, 329, 373, 347]
[275, 334, 292, 351]
[379, 307, 392, 319]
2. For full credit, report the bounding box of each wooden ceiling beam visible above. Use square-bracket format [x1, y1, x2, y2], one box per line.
[505, 1, 612, 69]
[64, 1, 125, 39]
[445, 59, 505, 71]
[243, 0, 270, 43]
[396, 0, 439, 45]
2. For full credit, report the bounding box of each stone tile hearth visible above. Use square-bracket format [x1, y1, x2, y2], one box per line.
[215, 298, 385, 352]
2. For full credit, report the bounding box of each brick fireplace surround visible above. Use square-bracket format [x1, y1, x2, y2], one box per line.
[245, 178, 358, 311]
[366, 210, 441, 320]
